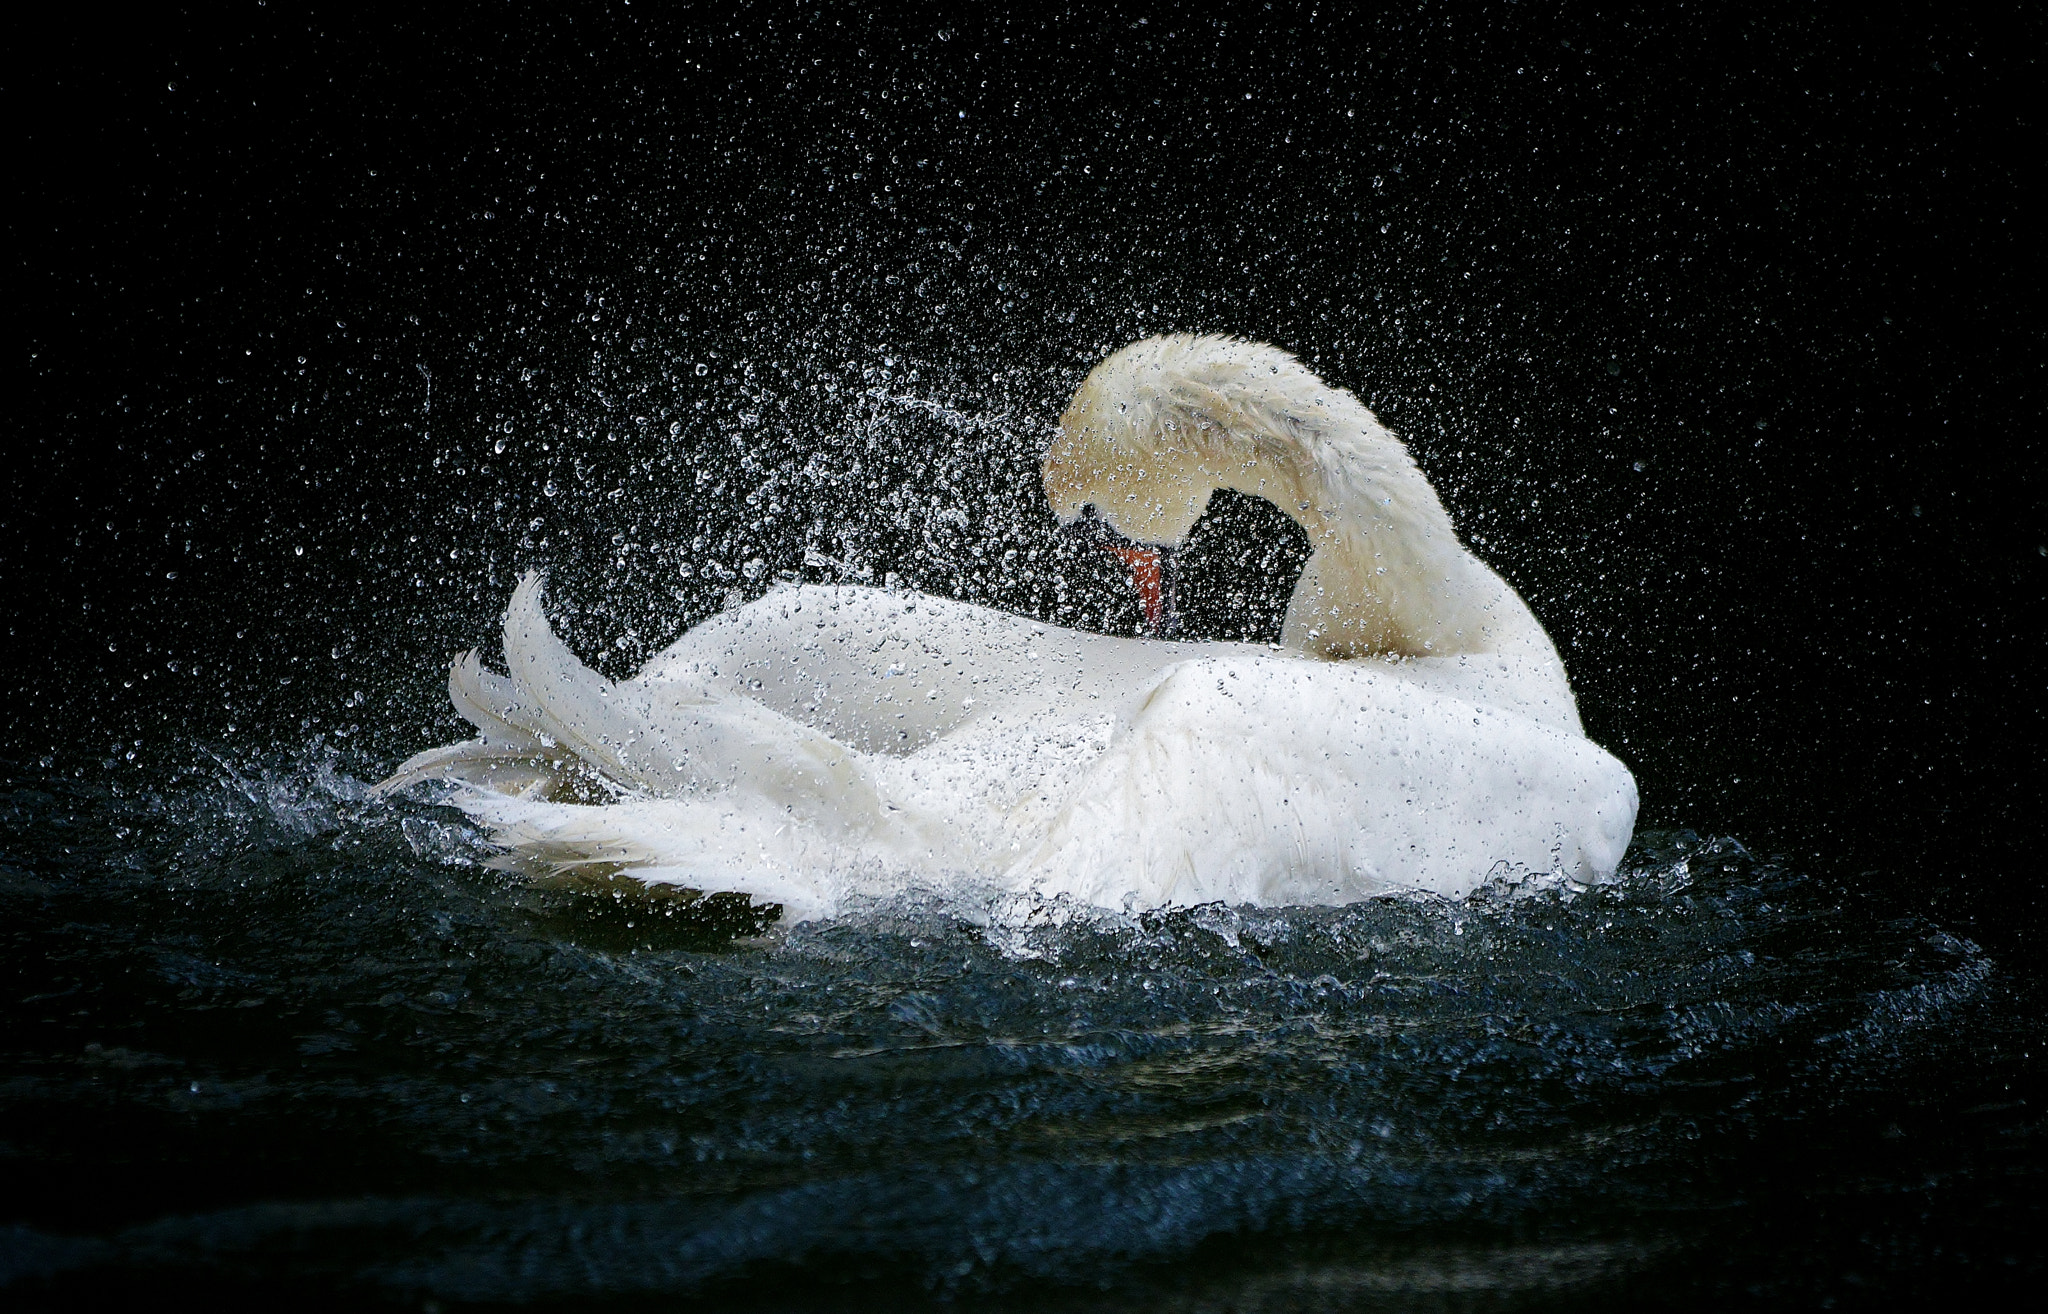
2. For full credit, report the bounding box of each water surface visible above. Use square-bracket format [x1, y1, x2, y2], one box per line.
[2, 747, 2037, 1308]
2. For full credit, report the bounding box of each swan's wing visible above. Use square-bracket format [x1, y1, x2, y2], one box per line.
[494, 573, 938, 846]
[1015, 656, 1638, 908]
[635, 585, 1057, 753]
[635, 583, 1249, 756]
[449, 648, 549, 743]
[374, 650, 563, 795]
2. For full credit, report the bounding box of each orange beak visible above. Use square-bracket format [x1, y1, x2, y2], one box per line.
[1062, 504, 1180, 639]
[1107, 545, 1171, 637]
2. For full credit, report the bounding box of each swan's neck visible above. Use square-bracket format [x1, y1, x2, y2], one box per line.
[1214, 423, 1554, 664]
[1045, 334, 1564, 667]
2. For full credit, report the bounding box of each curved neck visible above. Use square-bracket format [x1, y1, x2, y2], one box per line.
[1278, 507, 1551, 662]
[1208, 426, 1553, 664]
[1047, 335, 1565, 668]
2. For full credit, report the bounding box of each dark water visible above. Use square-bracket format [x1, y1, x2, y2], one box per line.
[1, 748, 2040, 1309]
[10, 5, 2043, 1309]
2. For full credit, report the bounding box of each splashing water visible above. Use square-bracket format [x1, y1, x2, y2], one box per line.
[1, 746, 2038, 1308]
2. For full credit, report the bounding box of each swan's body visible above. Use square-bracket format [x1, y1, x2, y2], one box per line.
[381, 335, 1637, 921]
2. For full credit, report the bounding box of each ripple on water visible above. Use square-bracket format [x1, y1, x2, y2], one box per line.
[0, 745, 2035, 1307]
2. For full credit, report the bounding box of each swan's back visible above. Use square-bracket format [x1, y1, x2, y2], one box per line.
[635, 584, 1271, 754]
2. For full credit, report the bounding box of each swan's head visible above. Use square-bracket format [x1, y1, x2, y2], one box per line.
[1044, 334, 1501, 657]
[1043, 334, 1330, 546]
[1044, 334, 1335, 639]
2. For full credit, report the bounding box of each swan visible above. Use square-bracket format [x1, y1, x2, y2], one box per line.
[378, 334, 1637, 921]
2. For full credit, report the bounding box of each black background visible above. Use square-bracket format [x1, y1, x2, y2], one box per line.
[10, 0, 2042, 955]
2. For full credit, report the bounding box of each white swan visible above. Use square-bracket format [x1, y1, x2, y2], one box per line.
[379, 334, 1638, 921]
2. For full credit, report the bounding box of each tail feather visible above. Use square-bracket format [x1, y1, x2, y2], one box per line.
[455, 790, 838, 921]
